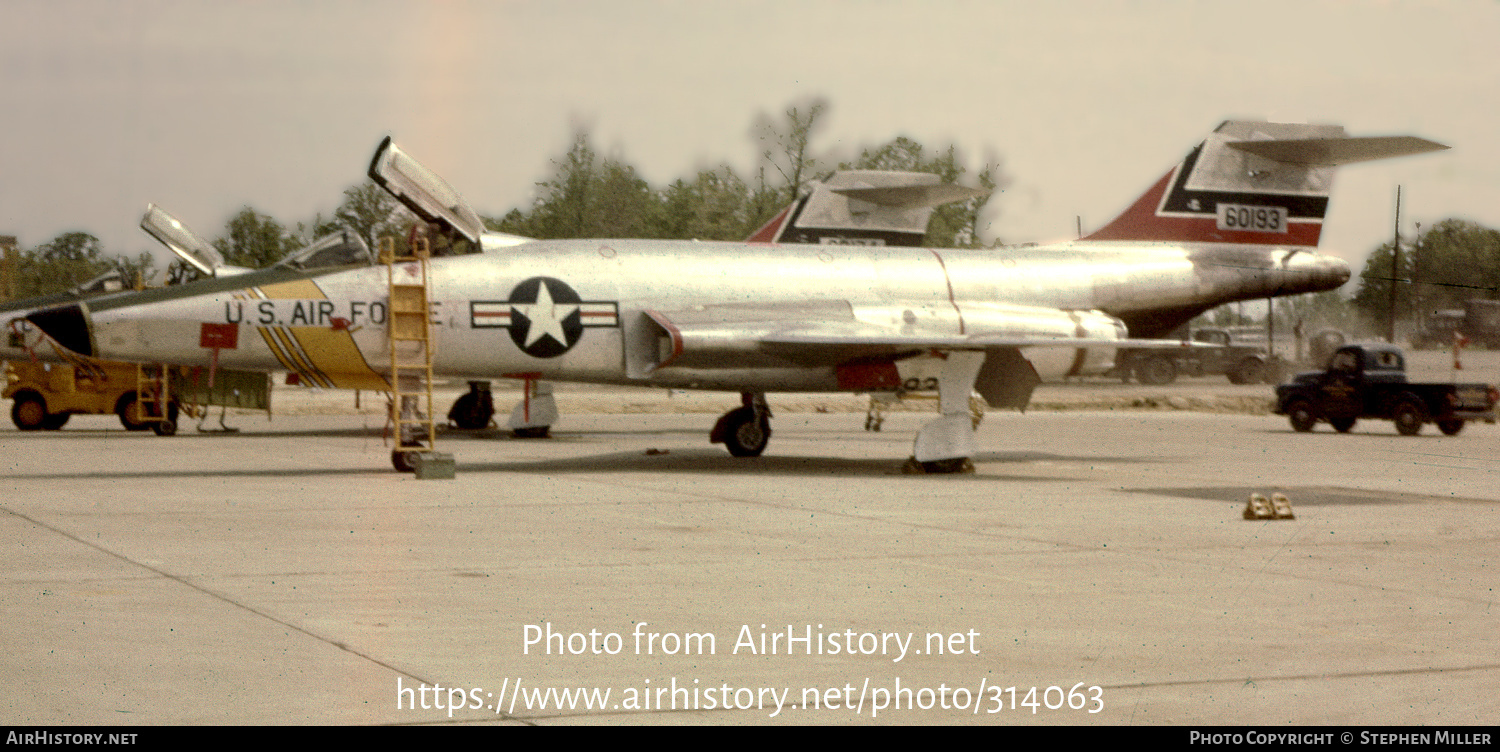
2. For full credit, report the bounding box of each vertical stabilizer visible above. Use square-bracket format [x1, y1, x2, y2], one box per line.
[1083, 121, 1447, 247]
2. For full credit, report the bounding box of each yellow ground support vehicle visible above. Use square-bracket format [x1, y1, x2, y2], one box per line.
[4, 358, 270, 434]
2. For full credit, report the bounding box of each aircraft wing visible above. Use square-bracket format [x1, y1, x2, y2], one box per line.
[634, 301, 1200, 373]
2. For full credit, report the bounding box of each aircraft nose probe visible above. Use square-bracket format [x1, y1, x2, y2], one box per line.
[25, 303, 94, 358]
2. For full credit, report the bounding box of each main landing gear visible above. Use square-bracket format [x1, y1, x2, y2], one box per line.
[708, 352, 989, 474]
[711, 392, 772, 457]
[906, 351, 987, 474]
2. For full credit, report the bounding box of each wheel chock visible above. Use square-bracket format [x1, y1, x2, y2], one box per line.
[412, 451, 456, 480]
[1270, 492, 1295, 519]
[1243, 493, 1273, 520]
[1243, 492, 1295, 520]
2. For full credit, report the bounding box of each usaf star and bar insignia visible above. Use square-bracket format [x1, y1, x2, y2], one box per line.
[470, 277, 619, 358]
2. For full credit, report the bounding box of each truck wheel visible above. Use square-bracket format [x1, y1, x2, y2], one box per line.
[1436, 419, 1465, 436]
[11, 394, 48, 431]
[42, 412, 70, 430]
[1230, 358, 1265, 385]
[115, 393, 152, 431]
[1137, 356, 1177, 385]
[1329, 416, 1356, 433]
[1285, 399, 1317, 433]
[1393, 398, 1427, 436]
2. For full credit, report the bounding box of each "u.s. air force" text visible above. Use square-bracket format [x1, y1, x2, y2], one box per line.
[224, 299, 387, 328]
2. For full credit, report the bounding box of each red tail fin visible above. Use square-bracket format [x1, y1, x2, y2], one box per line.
[1083, 121, 1447, 247]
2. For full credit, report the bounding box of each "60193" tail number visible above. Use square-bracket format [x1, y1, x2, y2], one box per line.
[1216, 203, 1288, 233]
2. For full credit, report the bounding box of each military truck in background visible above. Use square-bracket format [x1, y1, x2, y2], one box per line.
[1116, 327, 1282, 385]
[1412, 299, 1500, 349]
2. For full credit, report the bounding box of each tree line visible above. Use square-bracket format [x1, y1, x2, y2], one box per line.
[6, 98, 1497, 348]
[4, 99, 1004, 300]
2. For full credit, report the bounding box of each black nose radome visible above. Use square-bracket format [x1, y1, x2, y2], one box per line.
[26, 304, 94, 357]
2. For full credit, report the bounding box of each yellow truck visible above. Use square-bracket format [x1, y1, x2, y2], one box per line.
[5, 358, 269, 434]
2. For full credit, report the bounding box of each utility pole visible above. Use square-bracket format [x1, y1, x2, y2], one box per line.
[1412, 221, 1422, 327]
[1387, 186, 1401, 344]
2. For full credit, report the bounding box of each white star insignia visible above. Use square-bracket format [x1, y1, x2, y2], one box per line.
[513, 282, 577, 348]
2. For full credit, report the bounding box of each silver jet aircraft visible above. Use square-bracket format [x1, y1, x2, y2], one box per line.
[20, 120, 1445, 472]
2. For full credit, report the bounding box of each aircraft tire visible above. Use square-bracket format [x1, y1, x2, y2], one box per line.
[11, 393, 47, 431]
[720, 407, 770, 457]
[42, 412, 70, 430]
[1437, 419, 1465, 436]
[1329, 416, 1356, 433]
[916, 457, 975, 474]
[392, 450, 417, 472]
[448, 391, 494, 430]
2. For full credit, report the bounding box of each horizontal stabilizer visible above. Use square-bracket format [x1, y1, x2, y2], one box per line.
[830, 183, 990, 210]
[1227, 135, 1449, 166]
[748, 170, 986, 246]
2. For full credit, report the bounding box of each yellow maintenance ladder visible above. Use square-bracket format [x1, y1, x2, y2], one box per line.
[382, 236, 437, 471]
[132, 363, 178, 435]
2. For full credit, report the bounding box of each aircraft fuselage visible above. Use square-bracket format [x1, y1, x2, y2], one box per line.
[43, 238, 1348, 394]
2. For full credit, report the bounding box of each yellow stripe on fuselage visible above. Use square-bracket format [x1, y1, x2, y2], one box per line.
[245, 280, 390, 390]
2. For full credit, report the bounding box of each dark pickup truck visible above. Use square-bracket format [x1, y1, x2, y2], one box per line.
[1274, 344, 1498, 436]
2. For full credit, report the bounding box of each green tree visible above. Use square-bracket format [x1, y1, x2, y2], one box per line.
[213, 208, 304, 268]
[753, 97, 830, 206]
[8, 232, 159, 298]
[653, 166, 761, 241]
[491, 131, 657, 240]
[1353, 219, 1500, 333]
[332, 180, 412, 252]
[1407, 219, 1500, 310]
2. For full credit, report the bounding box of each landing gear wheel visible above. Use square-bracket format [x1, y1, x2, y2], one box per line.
[448, 385, 495, 430]
[11, 395, 47, 431]
[1286, 399, 1317, 433]
[720, 407, 770, 457]
[903, 457, 976, 474]
[1437, 419, 1465, 436]
[1329, 416, 1356, 433]
[1393, 398, 1427, 436]
[392, 450, 417, 472]
[42, 412, 70, 430]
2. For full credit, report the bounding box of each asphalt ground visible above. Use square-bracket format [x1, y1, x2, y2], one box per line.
[2, 357, 1497, 726]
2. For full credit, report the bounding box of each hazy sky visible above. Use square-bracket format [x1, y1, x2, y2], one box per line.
[3, 0, 1496, 283]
